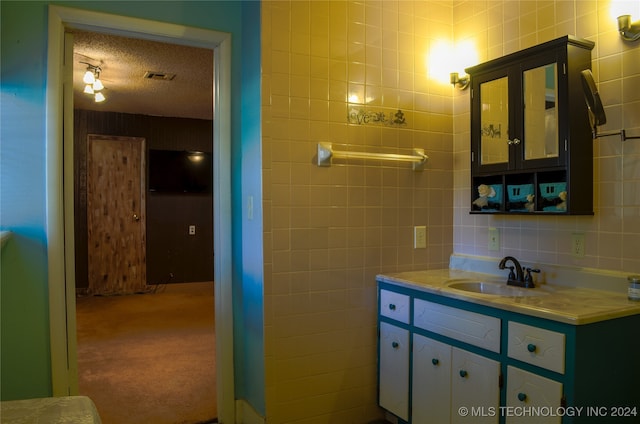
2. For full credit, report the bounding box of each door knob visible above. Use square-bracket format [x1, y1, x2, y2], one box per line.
[133, 214, 140, 221]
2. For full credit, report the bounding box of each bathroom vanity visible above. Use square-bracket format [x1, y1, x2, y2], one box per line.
[376, 269, 640, 424]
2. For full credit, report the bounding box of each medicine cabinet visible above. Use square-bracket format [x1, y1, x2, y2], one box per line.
[467, 36, 594, 215]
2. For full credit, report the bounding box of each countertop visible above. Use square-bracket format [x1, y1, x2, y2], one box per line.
[377, 269, 640, 325]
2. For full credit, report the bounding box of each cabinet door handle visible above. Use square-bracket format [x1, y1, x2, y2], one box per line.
[459, 370, 468, 378]
[432, 358, 439, 366]
[392, 341, 399, 349]
[507, 138, 521, 145]
[518, 392, 527, 402]
[527, 343, 537, 353]
[388, 304, 396, 311]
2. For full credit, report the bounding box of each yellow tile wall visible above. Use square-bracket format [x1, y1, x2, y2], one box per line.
[263, 0, 639, 422]
[263, 1, 454, 421]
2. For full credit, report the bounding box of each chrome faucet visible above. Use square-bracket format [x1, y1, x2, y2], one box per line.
[498, 256, 540, 288]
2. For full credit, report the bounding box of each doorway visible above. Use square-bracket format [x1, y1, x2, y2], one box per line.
[72, 27, 215, 422]
[46, 6, 235, 423]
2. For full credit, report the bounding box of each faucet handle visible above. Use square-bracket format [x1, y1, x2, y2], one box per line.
[505, 266, 516, 281]
[524, 268, 540, 285]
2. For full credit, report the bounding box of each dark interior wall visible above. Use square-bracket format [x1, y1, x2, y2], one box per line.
[74, 109, 214, 288]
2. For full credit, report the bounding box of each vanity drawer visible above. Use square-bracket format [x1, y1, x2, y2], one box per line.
[413, 299, 501, 353]
[508, 322, 565, 374]
[380, 289, 410, 324]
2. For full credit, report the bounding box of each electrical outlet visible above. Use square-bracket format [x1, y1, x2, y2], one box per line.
[571, 233, 585, 258]
[414, 226, 427, 249]
[488, 227, 500, 251]
[189, 225, 196, 235]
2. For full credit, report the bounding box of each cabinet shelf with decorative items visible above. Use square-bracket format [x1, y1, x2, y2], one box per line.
[467, 36, 594, 215]
[472, 170, 572, 214]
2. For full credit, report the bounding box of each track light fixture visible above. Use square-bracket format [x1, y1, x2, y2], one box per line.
[80, 62, 106, 103]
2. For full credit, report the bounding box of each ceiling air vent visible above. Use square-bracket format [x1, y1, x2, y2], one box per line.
[143, 71, 176, 81]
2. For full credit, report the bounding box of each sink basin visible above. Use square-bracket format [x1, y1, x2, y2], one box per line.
[446, 280, 548, 297]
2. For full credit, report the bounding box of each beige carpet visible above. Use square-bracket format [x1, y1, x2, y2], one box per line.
[76, 282, 217, 424]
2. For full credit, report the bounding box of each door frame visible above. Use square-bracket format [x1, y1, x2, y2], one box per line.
[46, 6, 234, 423]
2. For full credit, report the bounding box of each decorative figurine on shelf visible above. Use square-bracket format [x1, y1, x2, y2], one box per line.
[556, 191, 567, 211]
[540, 182, 567, 212]
[525, 194, 535, 212]
[473, 184, 497, 210]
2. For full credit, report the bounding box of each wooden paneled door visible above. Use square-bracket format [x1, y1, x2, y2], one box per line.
[87, 135, 147, 295]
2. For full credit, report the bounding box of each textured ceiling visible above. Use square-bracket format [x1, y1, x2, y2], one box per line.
[73, 30, 213, 120]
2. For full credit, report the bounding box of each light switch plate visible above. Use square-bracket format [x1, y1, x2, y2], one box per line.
[488, 227, 500, 251]
[414, 226, 427, 249]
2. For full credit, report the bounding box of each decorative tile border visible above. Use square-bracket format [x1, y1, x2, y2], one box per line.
[348, 108, 408, 127]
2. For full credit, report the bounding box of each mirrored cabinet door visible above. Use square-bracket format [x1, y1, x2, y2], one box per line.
[523, 63, 558, 161]
[480, 76, 510, 166]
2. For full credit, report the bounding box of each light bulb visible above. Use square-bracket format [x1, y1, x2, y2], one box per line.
[92, 78, 104, 91]
[83, 70, 95, 84]
[84, 84, 94, 94]
[94, 92, 106, 103]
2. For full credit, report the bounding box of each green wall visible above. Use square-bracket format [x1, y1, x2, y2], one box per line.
[0, 0, 264, 414]
[236, 1, 265, 410]
[1, 1, 54, 400]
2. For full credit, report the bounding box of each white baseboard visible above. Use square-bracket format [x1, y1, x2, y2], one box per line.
[235, 399, 265, 424]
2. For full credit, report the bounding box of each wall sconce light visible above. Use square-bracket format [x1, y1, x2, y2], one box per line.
[429, 40, 477, 88]
[617, 14, 640, 41]
[450, 72, 470, 90]
[80, 62, 106, 103]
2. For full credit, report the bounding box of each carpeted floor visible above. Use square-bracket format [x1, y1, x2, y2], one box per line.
[76, 281, 217, 424]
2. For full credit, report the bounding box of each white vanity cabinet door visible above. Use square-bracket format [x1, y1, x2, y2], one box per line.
[451, 347, 500, 424]
[506, 366, 563, 424]
[379, 321, 410, 421]
[412, 334, 452, 423]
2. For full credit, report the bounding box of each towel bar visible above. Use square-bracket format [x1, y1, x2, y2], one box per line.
[317, 142, 428, 171]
